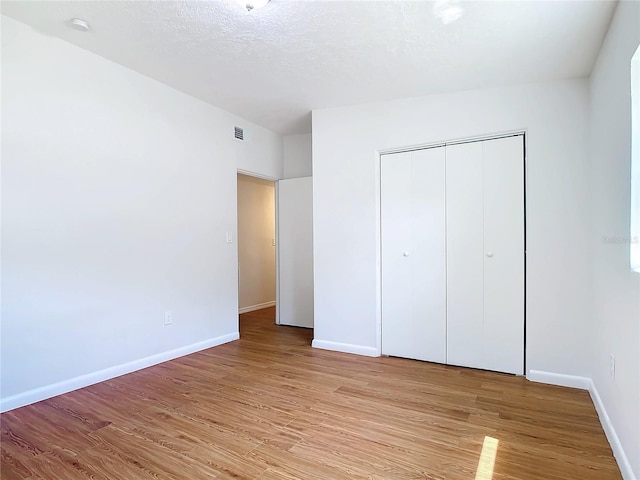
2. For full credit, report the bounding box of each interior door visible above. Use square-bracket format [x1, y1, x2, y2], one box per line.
[381, 147, 447, 363]
[277, 176, 314, 328]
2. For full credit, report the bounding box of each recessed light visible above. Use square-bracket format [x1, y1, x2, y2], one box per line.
[69, 18, 90, 32]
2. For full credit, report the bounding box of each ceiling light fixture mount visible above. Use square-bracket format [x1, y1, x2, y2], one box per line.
[433, 0, 464, 25]
[69, 18, 90, 32]
[236, 0, 270, 12]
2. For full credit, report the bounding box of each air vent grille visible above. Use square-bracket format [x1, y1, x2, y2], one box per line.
[234, 126, 244, 141]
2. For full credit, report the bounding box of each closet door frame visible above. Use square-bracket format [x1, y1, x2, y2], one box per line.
[375, 130, 528, 374]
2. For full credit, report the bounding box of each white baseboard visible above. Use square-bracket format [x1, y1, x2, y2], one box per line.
[527, 369, 591, 390]
[311, 339, 379, 357]
[588, 380, 637, 480]
[239, 301, 276, 314]
[527, 370, 636, 480]
[0, 332, 239, 413]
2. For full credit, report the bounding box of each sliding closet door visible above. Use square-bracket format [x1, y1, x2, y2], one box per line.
[381, 152, 413, 358]
[481, 136, 525, 374]
[381, 148, 446, 363]
[445, 142, 485, 369]
[446, 136, 524, 375]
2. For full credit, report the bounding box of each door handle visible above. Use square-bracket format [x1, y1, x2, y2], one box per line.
[403, 252, 410, 257]
[486, 252, 494, 258]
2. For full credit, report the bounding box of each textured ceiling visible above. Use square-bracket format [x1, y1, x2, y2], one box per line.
[1, 0, 617, 134]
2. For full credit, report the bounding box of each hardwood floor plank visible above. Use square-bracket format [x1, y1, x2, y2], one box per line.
[289, 422, 449, 479]
[247, 443, 372, 480]
[87, 424, 223, 479]
[1, 405, 103, 458]
[1, 307, 622, 479]
[1, 445, 34, 480]
[186, 443, 267, 479]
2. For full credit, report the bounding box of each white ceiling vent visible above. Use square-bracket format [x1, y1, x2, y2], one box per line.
[234, 126, 244, 141]
[233, 126, 252, 144]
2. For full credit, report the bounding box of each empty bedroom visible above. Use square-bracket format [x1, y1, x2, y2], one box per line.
[1, 0, 638, 479]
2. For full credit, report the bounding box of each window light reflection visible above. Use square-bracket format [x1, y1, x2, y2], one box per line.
[474, 436, 499, 480]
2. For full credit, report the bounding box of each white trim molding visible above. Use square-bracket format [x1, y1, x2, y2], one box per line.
[311, 339, 379, 357]
[527, 369, 592, 390]
[527, 370, 636, 480]
[588, 381, 637, 480]
[0, 332, 239, 413]
[238, 301, 276, 314]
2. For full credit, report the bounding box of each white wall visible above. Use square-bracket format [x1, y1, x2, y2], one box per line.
[589, 1, 640, 477]
[283, 133, 312, 179]
[0, 16, 282, 408]
[312, 79, 592, 374]
[237, 174, 276, 312]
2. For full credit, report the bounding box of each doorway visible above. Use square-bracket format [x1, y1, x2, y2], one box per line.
[236, 173, 277, 316]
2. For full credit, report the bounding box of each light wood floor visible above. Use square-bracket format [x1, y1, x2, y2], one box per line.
[1, 307, 621, 479]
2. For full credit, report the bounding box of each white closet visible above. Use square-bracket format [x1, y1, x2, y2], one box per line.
[381, 135, 524, 375]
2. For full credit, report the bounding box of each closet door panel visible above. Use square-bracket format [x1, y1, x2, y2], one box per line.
[410, 148, 446, 363]
[446, 142, 485, 369]
[381, 152, 413, 358]
[381, 148, 446, 363]
[482, 136, 525, 374]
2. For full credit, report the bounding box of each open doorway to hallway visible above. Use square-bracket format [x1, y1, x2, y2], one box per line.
[236, 173, 276, 317]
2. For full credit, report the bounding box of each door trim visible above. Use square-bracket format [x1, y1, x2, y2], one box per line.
[378, 131, 525, 155]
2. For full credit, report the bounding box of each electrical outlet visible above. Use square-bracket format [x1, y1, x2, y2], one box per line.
[609, 353, 615, 379]
[164, 310, 173, 326]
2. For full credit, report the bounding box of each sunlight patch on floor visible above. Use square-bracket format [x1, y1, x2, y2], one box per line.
[475, 436, 499, 480]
